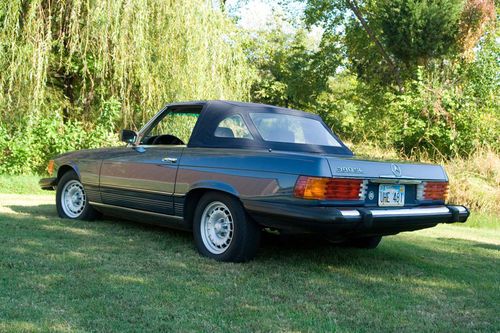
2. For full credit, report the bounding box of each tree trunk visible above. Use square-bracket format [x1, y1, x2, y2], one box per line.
[346, 0, 403, 92]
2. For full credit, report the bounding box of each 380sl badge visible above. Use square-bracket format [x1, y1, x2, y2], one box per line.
[336, 166, 363, 174]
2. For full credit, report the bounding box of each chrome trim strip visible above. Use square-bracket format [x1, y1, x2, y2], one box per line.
[371, 207, 450, 217]
[89, 202, 183, 221]
[99, 184, 172, 196]
[340, 210, 361, 217]
[379, 175, 417, 179]
[82, 182, 99, 187]
[339, 206, 456, 219]
[450, 205, 468, 214]
[370, 179, 423, 185]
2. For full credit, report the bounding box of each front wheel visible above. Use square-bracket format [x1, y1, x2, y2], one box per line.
[193, 192, 261, 262]
[56, 170, 100, 220]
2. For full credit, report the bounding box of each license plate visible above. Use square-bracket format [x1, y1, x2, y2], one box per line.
[378, 184, 405, 207]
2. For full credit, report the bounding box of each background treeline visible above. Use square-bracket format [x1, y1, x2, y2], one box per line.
[0, 0, 498, 175]
[248, 0, 498, 158]
[0, 0, 252, 173]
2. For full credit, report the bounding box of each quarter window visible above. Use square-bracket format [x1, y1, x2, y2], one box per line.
[215, 115, 253, 139]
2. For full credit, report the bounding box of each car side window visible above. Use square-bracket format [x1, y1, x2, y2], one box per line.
[215, 115, 253, 139]
[140, 111, 200, 145]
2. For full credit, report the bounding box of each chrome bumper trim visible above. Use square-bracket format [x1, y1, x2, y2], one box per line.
[339, 205, 468, 219]
[339, 210, 361, 217]
[454, 205, 468, 214]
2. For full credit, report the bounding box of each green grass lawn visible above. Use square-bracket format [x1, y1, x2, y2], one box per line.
[0, 175, 47, 195]
[0, 193, 499, 332]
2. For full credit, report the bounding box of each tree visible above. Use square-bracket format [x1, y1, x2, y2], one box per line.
[0, 0, 255, 173]
[378, 0, 464, 67]
[247, 27, 342, 109]
[305, 0, 496, 87]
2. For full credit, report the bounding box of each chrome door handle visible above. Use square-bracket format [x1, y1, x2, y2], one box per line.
[162, 157, 177, 163]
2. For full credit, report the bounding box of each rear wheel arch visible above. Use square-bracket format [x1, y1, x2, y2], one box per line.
[183, 188, 244, 228]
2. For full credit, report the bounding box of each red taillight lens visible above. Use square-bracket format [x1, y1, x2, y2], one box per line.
[294, 176, 364, 200]
[423, 182, 449, 201]
[47, 160, 54, 176]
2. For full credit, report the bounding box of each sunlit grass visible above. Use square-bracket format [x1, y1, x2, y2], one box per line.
[0, 175, 47, 195]
[0, 194, 499, 332]
[464, 213, 500, 230]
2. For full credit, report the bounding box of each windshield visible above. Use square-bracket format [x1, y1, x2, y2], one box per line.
[249, 113, 341, 147]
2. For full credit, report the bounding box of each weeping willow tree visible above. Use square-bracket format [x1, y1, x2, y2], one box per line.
[0, 0, 254, 173]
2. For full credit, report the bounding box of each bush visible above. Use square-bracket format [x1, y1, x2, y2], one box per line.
[0, 107, 120, 175]
[319, 61, 499, 160]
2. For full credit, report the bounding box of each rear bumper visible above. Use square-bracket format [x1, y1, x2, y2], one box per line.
[39, 177, 57, 190]
[244, 201, 470, 236]
[338, 205, 469, 223]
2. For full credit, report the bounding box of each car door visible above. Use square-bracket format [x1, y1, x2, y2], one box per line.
[99, 145, 183, 215]
[98, 105, 202, 216]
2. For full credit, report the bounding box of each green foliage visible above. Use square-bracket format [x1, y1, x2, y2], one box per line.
[0, 0, 497, 174]
[379, 0, 464, 67]
[305, 0, 496, 84]
[247, 27, 341, 110]
[300, 0, 499, 158]
[0, 0, 254, 174]
[0, 115, 120, 175]
[318, 56, 499, 158]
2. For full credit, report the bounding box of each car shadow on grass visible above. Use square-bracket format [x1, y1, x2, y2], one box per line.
[6, 203, 188, 234]
[468, 241, 499, 251]
[3, 202, 498, 269]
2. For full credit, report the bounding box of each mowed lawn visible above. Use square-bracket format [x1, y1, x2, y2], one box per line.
[0, 193, 499, 332]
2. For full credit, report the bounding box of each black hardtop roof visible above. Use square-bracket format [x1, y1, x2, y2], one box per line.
[168, 100, 320, 119]
[176, 100, 352, 156]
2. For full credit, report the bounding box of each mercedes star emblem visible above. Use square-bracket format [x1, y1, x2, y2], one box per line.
[391, 163, 402, 177]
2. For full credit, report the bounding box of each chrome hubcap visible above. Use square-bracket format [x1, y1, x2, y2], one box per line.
[61, 180, 86, 218]
[200, 201, 234, 254]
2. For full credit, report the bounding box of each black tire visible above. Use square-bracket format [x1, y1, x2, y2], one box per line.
[56, 170, 100, 220]
[346, 235, 382, 249]
[193, 192, 261, 262]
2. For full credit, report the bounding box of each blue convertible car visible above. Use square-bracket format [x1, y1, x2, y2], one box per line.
[40, 101, 469, 262]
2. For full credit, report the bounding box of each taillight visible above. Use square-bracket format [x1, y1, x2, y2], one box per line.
[47, 160, 55, 176]
[417, 181, 449, 201]
[294, 176, 366, 200]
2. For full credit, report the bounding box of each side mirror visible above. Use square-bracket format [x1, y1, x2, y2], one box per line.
[120, 129, 137, 144]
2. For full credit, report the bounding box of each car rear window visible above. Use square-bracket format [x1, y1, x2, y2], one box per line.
[249, 113, 341, 147]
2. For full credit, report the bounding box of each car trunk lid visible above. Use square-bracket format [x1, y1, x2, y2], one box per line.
[324, 156, 449, 207]
[325, 156, 448, 181]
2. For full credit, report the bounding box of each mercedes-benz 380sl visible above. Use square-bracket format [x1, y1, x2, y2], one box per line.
[40, 101, 469, 262]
